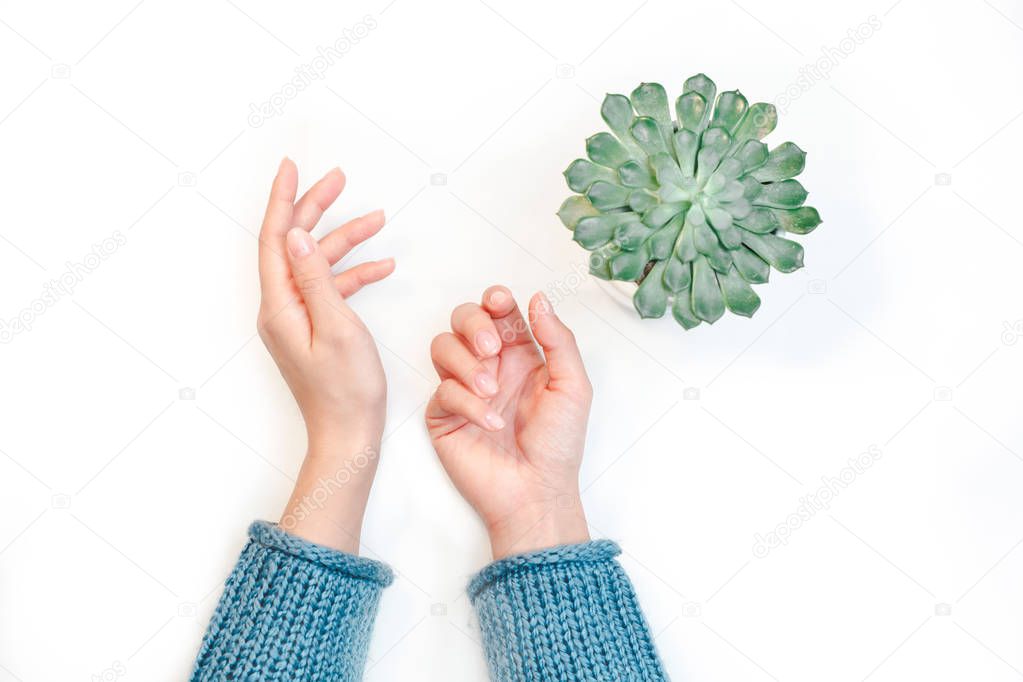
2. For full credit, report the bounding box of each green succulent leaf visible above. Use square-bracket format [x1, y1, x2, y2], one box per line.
[557, 195, 599, 229]
[633, 260, 669, 318]
[586, 132, 631, 168]
[574, 213, 637, 249]
[773, 206, 821, 234]
[615, 219, 656, 251]
[731, 246, 770, 284]
[722, 196, 752, 219]
[649, 214, 683, 259]
[696, 128, 732, 185]
[673, 129, 699, 177]
[682, 74, 716, 130]
[610, 243, 650, 281]
[752, 142, 807, 182]
[711, 91, 748, 133]
[618, 160, 656, 188]
[692, 257, 725, 323]
[753, 179, 808, 208]
[631, 83, 674, 156]
[565, 159, 617, 193]
[663, 256, 691, 292]
[735, 207, 780, 234]
[587, 180, 631, 210]
[718, 266, 761, 317]
[741, 175, 763, 200]
[731, 103, 777, 145]
[693, 220, 733, 273]
[644, 201, 684, 228]
[733, 139, 769, 172]
[651, 153, 685, 188]
[706, 207, 742, 248]
[676, 213, 698, 261]
[629, 189, 658, 213]
[675, 92, 707, 133]
[588, 244, 617, 279]
[741, 232, 805, 273]
[671, 286, 702, 329]
[600, 94, 644, 157]
[630, 116, 671, 157]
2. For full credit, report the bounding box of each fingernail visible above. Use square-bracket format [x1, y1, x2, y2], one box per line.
[490, 290, 508, 307]
[485, 411, 505, 430]
[279, 156, 290, 171]
[369, 208, 385, 222]
[476, 331, 499, 356]
[287, 228, 313, 257]
[475, 372, 498, 396]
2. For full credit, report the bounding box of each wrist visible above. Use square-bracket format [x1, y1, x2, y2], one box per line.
[486, 492, 590, 560]
[279, 438, 382, 555]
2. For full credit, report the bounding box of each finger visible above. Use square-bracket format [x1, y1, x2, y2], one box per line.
[450, 303, 501, 358]
[320, 210, 386, 264]
[528, 292, 590, 392]
[481, 285, 534, 347]
[430, 333, 498, 398]
[292, 167, 346, 231]
[258, 158, 298, 309]
[333, 258, 395, 298]
[285, 227, 353, 332]
[428, 379, 505, 431]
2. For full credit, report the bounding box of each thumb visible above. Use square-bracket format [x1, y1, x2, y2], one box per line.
[286, 227, 351, 331]
[528, 292, 590, 392]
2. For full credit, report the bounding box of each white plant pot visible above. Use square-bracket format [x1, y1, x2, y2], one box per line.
[596, 278, 638, 314]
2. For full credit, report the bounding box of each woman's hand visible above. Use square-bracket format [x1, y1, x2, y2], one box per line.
[257, 158, 394, 553]
[426, 286, 593, 559]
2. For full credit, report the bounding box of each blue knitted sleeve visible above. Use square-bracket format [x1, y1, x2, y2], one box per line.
[468, 540, 668, 681]
[191, 520, 393, 681]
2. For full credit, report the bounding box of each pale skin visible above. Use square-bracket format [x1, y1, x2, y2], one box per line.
[259, 158, 592, 560]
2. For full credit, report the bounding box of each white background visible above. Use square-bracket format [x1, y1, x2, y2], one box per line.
[0, 0, 1021, 680]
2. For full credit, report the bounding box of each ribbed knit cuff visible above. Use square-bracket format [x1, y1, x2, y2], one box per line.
[191, 521, 392, 681]
[469, 540, 667, 681]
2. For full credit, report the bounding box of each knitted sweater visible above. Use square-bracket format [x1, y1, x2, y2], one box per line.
[191, 521, 667, 681]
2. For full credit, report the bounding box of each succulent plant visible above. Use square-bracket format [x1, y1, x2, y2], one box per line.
[557, 73, 821, 329]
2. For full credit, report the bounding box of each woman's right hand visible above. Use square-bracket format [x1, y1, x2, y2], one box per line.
[258, 158, 395, 553]
[425, 286, 594, 559]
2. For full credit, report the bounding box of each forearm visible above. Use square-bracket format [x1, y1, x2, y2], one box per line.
[470, 540, 667, 682]
[191, 521, 391, 682]
[280, 434, 381, 554]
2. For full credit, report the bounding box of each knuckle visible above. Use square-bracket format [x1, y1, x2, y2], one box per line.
[450, 302, 477, 327]
[298, 276, 325, 295]
[436, 379, 459, 405]
[429, 333, 449, 358]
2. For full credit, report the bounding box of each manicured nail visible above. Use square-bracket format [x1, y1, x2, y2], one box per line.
[287, 228, 313, 257]
[369, 208, 385, 222]
[475, 372, 498, 396]
[490, 290, 508, 307]
[476, 330, 499, 356]
[485, 411, 505, 430]
[279, 156, 290, 171]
